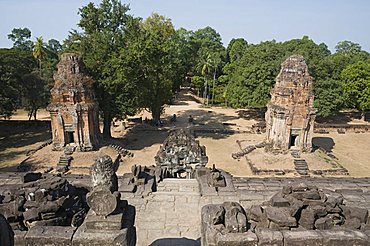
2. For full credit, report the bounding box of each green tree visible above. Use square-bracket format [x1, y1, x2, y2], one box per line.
[33, 37, 46, 75]
[191, 27, 225, 105]
[170, 28, 196, 92]
[47, 39, 62, 52]
[7, 27, 33, 51]
[226, 38, 248, 62]
[66, 0, 141, 138]
[138, 13, 176, 122]
[342, 61, 370, 119]
[0, 49, 37, 118]
[335, 40, 362, 54]
[21, 72, 50, 120]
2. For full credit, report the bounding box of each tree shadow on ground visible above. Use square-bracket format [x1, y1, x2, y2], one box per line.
[150, 237, 200, 246]
[176, 109, 239, 140]
[312, 137, 335, 152]
[0, 121, 51, 153]
[236, 108, 266, 122]
[315, 111, 370, 124]
[116, 128, 169, 151]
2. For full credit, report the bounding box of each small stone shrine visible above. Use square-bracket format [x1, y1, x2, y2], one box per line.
[155, 128, 208, 178]
[47, 53, 100, 151]
[265, 55, 316, 152]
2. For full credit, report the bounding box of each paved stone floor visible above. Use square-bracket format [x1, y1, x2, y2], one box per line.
[1, 173, 370, 245]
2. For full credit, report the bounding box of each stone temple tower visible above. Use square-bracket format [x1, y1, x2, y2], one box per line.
[47, 53, 100, 151]
[265, 55, 316, 152]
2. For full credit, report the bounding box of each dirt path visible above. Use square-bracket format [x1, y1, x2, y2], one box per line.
[2, 90, 370, 177]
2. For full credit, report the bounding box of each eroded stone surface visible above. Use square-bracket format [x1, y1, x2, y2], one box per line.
[47, 53, 100, 152]
[155, 128, 208, 178]
[265, 55, 316, 152]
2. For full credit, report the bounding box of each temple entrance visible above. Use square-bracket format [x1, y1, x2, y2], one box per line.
[289, 129, 300, 148]
[290, 135, 298, 147]
[65, 131, 75, 144]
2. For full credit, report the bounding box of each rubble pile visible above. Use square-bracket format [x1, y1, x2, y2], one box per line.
[155, 128, 208, 178]
[249, 183, 369, 231]
[0, 173, 88, 231]
[122, 164, 163, 197]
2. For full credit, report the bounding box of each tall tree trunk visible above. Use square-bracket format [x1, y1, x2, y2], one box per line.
[103, 111, 112, 139]
[33, 108, 37, 121]
[211, 69, 216, 105]
[28, 109, 33, 121]
[361, 110, 368, 121]
[203, 77, 208, 105]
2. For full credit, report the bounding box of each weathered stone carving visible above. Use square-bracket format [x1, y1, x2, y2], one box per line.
[207, 165, 226, 188]
[87, 155, 119, 217]
[90, 155, 118, 193]
[75, 154, 135, 246]
[155, 128, 208, 178]
[201, 202, 251, 246]
[47, 53, 100, 151]
[265, 55, 316, 152]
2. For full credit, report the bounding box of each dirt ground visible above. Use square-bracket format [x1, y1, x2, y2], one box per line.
[1, 90, 370, 177]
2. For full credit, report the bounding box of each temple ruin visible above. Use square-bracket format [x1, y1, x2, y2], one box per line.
[155, 128, 208, 178]
[265, 55, 316, 152]
[47, 53, 100, 151]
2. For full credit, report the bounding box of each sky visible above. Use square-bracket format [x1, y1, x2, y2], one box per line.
[1, 0, 370, 52]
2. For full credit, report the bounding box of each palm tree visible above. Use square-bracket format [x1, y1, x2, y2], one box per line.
[201, 54, 213, 105]
[210, 54, 222, 105]
[33, 36, 46, 76]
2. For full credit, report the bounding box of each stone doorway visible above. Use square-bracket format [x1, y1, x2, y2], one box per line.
[289, 129, 300, 149]
[65, 131, 75, 145]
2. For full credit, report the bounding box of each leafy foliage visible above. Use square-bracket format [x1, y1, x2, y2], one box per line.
[342, 61, 370, 112]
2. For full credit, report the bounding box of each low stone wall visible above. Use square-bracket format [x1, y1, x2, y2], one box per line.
[315, 123, 370, 133]
[200, 228, 370, 246]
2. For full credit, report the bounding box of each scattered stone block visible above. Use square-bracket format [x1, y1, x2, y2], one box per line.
[14, 230, 26, 246]
[21, 172, 42, 183]
[342, 206, 369, 224]
[265, 207, 297, 228]
[271, 194, 290, 207]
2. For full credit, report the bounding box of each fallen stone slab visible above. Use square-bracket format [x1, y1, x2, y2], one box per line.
[282, 230, 323, 246]
[24, 226, 76, 246]
[21, 173, 42, 183]
[72, 223, 134, 246]
[216, 231, 258, 246]
[255, 228, 283, 246]
[320, 229, 368, 246]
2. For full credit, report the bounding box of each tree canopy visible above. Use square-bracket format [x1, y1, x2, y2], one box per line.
[2, 1, 370, 125]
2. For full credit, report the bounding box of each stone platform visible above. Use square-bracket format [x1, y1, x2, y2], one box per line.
[0, 173, 369, 245]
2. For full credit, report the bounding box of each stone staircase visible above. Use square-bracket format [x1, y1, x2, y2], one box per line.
[57, 155, 72, 173]
[109, 144, 133, 157]
[294, 159, 309, 176]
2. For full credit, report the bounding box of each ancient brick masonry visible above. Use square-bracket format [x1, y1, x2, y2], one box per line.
[265, 55, 316, 152]
[47, 53, 100, 151]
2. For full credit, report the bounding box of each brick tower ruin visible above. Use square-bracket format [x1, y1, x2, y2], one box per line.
[47, 53, 100, 151]
[265, 55, 316, 152]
